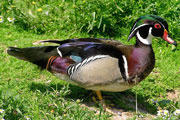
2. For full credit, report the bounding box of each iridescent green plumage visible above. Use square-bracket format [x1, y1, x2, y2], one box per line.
[132, 15, 168, 31]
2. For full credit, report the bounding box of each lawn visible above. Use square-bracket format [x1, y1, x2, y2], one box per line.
[0, 0, 180, 120]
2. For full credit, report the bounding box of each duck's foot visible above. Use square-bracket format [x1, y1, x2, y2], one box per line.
[92, 91, 105, 108]
[98, 99, 120, 115]
[92, 91, 117, 115]
[98, 99, 106, 112]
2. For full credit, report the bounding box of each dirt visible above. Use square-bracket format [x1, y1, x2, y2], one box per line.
[80, 97, 156, 120]
[166, 89, 180, 101]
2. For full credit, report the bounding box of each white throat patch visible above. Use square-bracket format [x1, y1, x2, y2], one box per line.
[137, 27, 153, 45]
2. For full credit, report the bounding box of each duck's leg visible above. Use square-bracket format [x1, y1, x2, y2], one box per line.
[93, 91, 106, 111]
[94, 91, 116, 115]
[95, 91, 103, 101]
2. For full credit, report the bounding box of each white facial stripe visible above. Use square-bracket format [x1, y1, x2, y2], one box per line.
[122, 55, 129, 79]
[137, 27, 153, 45]
[57, 48, 62, 57]
[128, 23, 150, 40]
[158, 21, 165, 29]
[131, 21, 138, 32]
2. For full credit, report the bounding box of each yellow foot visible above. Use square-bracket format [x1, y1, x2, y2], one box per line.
[92, 91, 105, 109]
[91, 91, 102, 103]
[92, 91, 109, 112]
[92, 91, 119, 115]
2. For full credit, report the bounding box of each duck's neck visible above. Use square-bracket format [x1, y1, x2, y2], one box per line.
[135, 34, 152, 47]
[136, 27, 153, 46]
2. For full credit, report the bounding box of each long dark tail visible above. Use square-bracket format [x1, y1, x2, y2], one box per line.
[7, 46, 59, 69]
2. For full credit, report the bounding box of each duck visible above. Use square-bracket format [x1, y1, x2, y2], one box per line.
[7, 15, 177, 104]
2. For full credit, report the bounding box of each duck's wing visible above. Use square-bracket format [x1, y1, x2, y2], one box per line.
[34, 38, 123, 46]
[8, 39, 123, 69]
[57, 41, 123, 59]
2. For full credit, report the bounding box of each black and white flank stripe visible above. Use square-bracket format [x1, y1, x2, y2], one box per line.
[122, 55, 129, 79]
[67, 55, 108, 78]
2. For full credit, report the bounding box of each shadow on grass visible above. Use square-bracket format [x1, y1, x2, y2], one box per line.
[30, 82, 157, 114]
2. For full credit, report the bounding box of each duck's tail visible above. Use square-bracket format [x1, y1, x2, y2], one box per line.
[7, 46, 58, 69]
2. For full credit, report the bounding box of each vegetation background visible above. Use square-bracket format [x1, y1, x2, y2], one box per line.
[0, 0, 180, 119]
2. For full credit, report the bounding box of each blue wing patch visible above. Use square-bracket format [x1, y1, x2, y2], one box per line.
[70, 55, 82, 62]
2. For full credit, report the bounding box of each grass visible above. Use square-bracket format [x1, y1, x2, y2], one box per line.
[0, 0, 179, 37]
[0, 0, 180, 119]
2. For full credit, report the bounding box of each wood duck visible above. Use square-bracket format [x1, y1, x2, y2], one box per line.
[7, 15, 177, 103]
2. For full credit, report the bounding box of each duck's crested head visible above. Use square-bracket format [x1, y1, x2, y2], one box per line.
[128, 15, 177, 46]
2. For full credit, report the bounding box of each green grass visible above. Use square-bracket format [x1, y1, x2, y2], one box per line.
[0, 0, 180, 119]
[0, 0, 179, 37]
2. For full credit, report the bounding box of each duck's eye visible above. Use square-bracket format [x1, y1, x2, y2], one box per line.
[154, 23, 161, 29]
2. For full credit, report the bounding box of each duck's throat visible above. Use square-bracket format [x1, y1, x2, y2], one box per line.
[136, 27, 153, 45]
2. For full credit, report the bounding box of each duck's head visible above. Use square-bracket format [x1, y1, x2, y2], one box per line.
[128, 15, 177, 46]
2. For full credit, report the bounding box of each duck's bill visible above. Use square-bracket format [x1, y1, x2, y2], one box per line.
[162, 29, 177, 46]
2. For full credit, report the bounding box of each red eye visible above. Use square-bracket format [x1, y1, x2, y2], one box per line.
[154, 23, 161, 29]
